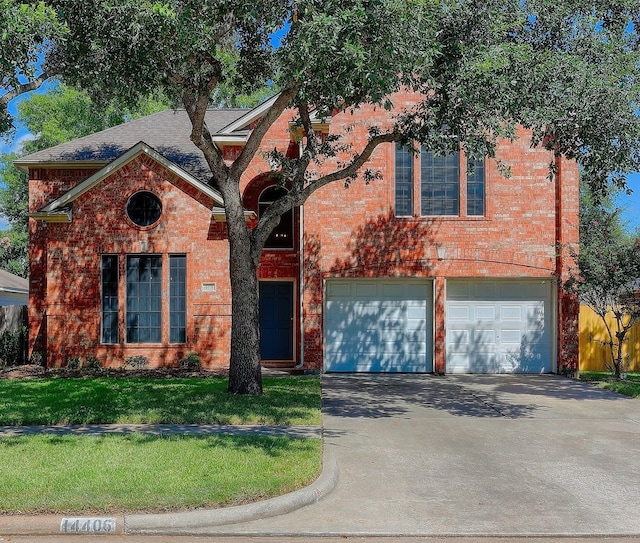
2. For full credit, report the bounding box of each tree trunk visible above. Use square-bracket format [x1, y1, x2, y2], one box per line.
[224, 183, 263, 395]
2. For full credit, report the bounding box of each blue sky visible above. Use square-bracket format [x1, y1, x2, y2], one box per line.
[1, 88, 640, 233]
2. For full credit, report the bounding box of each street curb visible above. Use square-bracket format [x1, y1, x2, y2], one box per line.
[124, 447, 338, 535]
[0, 443, 336, 537]
[0, 514, 126, 536]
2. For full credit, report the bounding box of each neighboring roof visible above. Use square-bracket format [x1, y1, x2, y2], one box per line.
[14, 108, 248, 183]
[0, 269, 28, 295]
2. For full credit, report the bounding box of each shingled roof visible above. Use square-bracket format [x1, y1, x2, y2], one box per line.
[14, 108, 248, 183]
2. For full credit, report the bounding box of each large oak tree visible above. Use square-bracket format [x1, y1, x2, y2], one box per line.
[3, 0, 640, 393]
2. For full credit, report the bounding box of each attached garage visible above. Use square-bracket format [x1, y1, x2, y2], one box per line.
[445, 280, 554, 373]
[325, 279, 433, 372]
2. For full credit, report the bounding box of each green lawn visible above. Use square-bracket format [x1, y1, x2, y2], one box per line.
[0, 433, 322, 514]
[0, 375, 323, 514]
[579, 371, 640, 398]
[0, 376, 322, 425]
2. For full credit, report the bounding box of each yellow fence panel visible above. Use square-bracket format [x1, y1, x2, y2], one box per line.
[579, 305, 640, 372]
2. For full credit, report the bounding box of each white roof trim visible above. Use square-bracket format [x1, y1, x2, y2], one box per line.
[30, 208, 73, 223]
[211, 135, 248, 145]
[0, 286, 29, 295]
[39, 141, 224, 213]
[218, 94, 280, 135]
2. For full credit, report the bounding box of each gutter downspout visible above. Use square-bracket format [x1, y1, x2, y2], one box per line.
[295, 202, 305, 370]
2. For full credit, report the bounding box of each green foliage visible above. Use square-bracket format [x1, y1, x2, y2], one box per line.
[123, 355, 149, 370]
[0, 376, 322, 425]
[0, 325, 27, 366]
[580, 371, 640, 397]
[16, 84, 172, 151]
[178, 351, 201, 370]
[0, 0, 65, 135]
[0, 434, 321, 514]
[566, 189, 640, 378]
[29, 350, 43, 365]
[85, 356, 101, 369]
[64, 356, 81, 369]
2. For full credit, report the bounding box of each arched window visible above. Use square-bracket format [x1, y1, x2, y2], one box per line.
[259, 186, 293, 249]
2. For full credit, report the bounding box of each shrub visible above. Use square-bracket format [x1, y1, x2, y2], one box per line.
[85, 356, 101, 369]
[178, 351, 201, 370]
[29, 351, 44, 366]
[0, 326, 27, 367]
[65, 356, 82, 369]
[124, 355, 149, 370]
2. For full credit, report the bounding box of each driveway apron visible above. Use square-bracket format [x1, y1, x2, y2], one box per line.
[190, 374, 640, 537]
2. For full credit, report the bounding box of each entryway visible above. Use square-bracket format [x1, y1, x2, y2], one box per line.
[259, 281, 294, 361]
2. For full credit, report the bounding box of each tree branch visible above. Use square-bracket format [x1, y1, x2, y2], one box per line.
[296, 132, 400, 203]
[180, 80, 228, 182]
[230, 82, 301, 179]
[0, 74, 52, 107]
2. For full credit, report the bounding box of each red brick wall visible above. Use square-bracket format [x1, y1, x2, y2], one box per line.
[29, 155, 237, 368]
[28, 91, 580, 372]
[296, 97, 580, 372]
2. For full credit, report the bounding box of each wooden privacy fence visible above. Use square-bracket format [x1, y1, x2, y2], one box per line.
[579, 305, 640, 372]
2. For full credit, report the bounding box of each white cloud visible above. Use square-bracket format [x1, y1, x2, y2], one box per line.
[2, 131, 36, 155]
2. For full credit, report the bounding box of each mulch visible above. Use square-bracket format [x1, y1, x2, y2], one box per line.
[0, 364, 229, 380]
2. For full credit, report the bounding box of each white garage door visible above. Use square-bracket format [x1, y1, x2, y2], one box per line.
[325, 279, 433, 372]
[446, 280, 553, 373]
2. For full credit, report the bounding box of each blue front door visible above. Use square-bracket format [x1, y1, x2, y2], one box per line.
[259, 281, 294, 360]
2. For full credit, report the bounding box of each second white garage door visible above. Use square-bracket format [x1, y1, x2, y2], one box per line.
[325, 279, 433, 372]
[446, 280, 553, 373]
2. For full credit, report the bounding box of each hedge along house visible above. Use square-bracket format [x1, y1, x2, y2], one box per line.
[18, 91, 580, 373]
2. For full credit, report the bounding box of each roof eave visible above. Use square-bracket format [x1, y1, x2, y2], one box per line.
[38, 141, 224, 214]
[13, 160, 109, 173]
[29, 208, 73, 223]
[218, 94, 280, 135]
[212, 207, 257, 223]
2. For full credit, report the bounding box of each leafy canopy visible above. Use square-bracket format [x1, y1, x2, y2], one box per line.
[566, 183, 640, 377]
[0, 84, 171, 276]
[44, 0, 640, 194]
[3, 0, 640, 393]
[0, 0, 65, 136]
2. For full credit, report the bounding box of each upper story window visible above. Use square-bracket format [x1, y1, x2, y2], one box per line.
[259, 186, 294, 249]
[466, 159, 485, 216]
[421, 149, 460, 216]
[394, 144, 485, 218]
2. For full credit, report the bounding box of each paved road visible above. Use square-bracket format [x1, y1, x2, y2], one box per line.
[4, 535, 640, 542]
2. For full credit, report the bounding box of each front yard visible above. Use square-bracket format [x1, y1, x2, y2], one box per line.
[579, 371, 640, 398]
[0, 373, 323, 514]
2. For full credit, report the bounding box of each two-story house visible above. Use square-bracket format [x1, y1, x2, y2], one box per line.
[17, 92, 579, 373]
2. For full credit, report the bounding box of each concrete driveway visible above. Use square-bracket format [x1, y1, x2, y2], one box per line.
[195, 374, 640, 537]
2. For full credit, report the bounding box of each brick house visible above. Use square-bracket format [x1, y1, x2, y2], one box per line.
[17, 92, 579, 373]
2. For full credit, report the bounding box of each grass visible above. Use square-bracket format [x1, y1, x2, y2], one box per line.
[0, 376, 322, 426]
[579, 371, 640, 398]
[0, 433, 322, 514]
